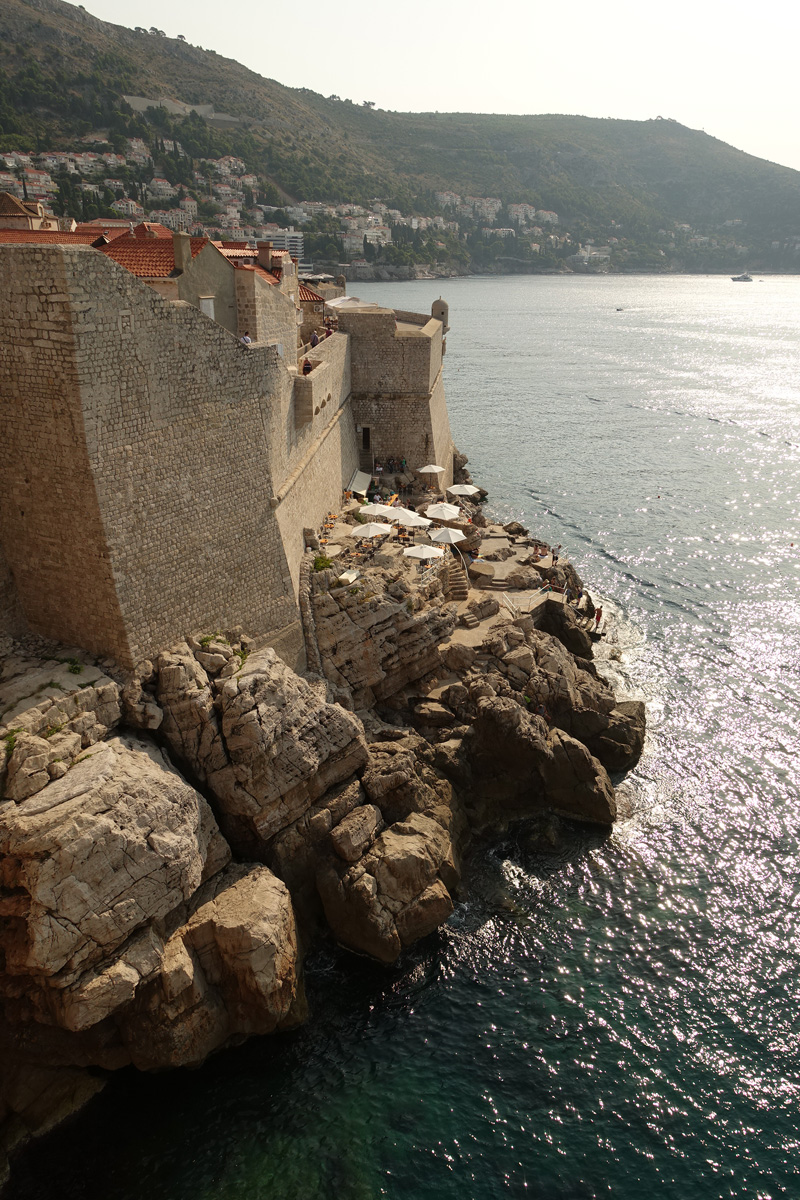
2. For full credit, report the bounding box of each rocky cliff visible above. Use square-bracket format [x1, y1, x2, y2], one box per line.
[0, 519, 645, 1187]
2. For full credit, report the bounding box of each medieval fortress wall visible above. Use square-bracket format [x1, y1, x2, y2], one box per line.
[337, 308, 453, 486]
[0, 245, 453, 668]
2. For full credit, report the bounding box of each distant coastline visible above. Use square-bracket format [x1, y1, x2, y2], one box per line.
[340, 264, 799, 283]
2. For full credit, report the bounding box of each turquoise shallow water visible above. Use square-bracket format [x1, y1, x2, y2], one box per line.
[9, 274, 800, 1199]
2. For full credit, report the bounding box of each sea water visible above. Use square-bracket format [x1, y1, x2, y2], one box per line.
[9, 274, 800, 1199]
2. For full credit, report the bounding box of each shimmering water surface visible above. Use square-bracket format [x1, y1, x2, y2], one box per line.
[10, 275, 800, 1200]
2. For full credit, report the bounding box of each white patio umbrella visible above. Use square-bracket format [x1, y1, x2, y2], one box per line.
[417, 464, 445, 474]
[425, 502, 461, 521]
[392, 508, 432, 527]
[430, 527, 467, 545]
[359, 503, 395, 518]
[350, 522, 392, 539]
[447, 484, 480, 497]
[403, 545, 444, 560]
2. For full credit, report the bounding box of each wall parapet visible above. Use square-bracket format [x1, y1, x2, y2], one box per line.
[293, 332, 349, 431]
[392, 309, 431, 327]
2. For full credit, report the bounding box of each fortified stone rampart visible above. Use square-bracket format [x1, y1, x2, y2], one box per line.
[337, 306, 453, 484]
[268, 333, 359, 592]
[0, 251, 449, 670]
[0, 245, 306, 666]
[338, 309, 443, 396]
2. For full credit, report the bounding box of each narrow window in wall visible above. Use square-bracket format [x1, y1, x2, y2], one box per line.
[362, 426, 371, 451]
[199, 296, 216, 320]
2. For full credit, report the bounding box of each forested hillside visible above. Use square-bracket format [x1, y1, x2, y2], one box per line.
[2, 0, 799, 269]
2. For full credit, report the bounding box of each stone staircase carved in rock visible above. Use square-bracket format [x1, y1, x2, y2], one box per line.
[448, 563, 469, 602]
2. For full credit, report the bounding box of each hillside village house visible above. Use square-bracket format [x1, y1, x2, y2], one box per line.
[0, 193, 59, 231]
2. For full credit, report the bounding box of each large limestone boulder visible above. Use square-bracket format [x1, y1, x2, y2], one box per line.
[586, 700, 646, 773]
[524, 631, 617, 742]
[0, 669, 122, 801]
[538, 601, 594, 659]
[122, 863, 304, 1069]
[466, 694, 615, 825]
[266, 777, 369, 923]
[317, 812, 455, 962]
[0, 735, 229, 1032]
[209, 649, 369, 851]
[154, 643, 369, 856]
[360, 737, 456, 827]
[155, 643, 228, 782]
[537, 728, 616, 825]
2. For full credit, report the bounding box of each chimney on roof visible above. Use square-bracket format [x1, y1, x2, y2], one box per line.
[173, 230, 192, 273]
[257, 240, 273, 271]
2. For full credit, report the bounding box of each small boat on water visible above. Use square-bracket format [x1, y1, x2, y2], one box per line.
[731, 272, 752, 282]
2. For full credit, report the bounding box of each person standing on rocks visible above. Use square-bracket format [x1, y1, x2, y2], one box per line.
[595, 606, 603, 630]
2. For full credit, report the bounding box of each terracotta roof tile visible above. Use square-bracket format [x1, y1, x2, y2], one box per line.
[0, 192, 38, 217]
[217, 245, 257, 259]
[0, 229, 112, 245]
[232, 262, 278, 285]
[298, 282, 324, 302]
[99, 234, 207, 277]
[131, 221, 173, 239]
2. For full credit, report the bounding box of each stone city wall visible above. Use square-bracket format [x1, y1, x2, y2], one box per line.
[274, 399, 360, 593]
[0, 543, 27, 640]
[337, 309, 443, 397]
[290, 333, 350, 435]
[338, 306, 453, 489]
[0, 252, 453, 669]
[0, 245, 301, 667]
[268, 334, 358, 592]
[0, 247, 136, 663]
[349, 388, 454, 490]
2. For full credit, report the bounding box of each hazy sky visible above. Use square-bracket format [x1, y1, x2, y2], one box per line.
[78, 0, 800, 172]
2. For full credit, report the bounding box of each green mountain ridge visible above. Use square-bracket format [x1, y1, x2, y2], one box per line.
[2, 0, 800, 267]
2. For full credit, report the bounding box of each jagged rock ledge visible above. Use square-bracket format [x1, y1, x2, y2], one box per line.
[0, 512, 644, 1187]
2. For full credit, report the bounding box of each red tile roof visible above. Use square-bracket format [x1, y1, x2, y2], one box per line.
[232, 262, 278, 285]
[0, 229, 115, 245]
[298, 282, 324, 302]
[215, 244, 257, 259]
[0, 192, 43, 218]
[99, 234, 207, 277]
[131, 221, 173, 239]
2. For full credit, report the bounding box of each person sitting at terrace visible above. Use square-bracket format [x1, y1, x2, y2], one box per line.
[302, 359, 312, 376]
